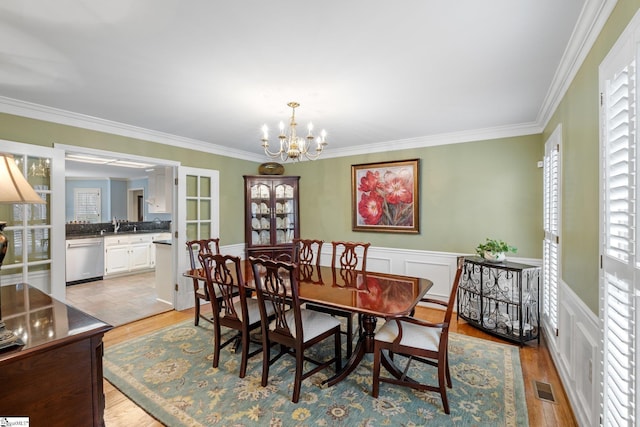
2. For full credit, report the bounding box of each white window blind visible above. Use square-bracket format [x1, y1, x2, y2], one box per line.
[600, 37, 637, 427]
[74, 188, 101, 223]
[543, 131, 560, 335]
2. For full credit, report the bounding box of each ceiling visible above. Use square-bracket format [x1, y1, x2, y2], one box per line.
[1, 1, 594, 164]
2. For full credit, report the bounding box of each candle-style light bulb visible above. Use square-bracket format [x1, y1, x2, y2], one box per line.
[279, 121, 285, 135]
[307, 122, 313, 136]
[261, 124, 269, 140]
[321, 129, 327, 142]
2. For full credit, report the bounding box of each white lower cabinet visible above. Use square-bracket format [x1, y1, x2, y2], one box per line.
[104, 234, 153, 276]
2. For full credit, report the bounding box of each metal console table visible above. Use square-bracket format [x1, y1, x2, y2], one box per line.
[457, 256, 540, 344]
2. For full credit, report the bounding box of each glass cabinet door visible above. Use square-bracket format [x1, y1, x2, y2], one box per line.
[274, 183, 295, 244]
[249, 183, 272, 246]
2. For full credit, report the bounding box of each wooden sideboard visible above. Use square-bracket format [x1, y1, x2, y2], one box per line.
[0, 283, 112, 426]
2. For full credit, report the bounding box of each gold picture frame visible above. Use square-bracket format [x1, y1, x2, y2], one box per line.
[351, 159, 419, 233]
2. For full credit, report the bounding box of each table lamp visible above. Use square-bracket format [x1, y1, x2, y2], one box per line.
[0, 153, 45, 350]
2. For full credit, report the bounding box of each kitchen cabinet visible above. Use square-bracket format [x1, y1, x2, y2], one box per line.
[148, 166, 173, 213]
[104, 234, 153, 276]
[244, 175, 300, 259]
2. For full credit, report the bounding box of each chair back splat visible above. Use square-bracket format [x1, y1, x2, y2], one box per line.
[331, 241, 370, 271]
[371, 256, 465, 414]
[249, 256, 342, 403]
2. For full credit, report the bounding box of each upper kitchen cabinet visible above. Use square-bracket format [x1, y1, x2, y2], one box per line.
[244, 175, 299, 260]
[147, 166, 173, 213]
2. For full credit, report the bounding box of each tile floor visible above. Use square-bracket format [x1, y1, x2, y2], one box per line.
[65, 271, 173, 327]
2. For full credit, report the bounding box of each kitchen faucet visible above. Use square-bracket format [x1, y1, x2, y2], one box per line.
[112, 218, 120, 234]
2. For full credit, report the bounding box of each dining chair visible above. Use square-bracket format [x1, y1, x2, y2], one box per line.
[249, 256, 342, 403]
[199, 252, 267, 378]
[292, 238, 324, 284]
[371, 256, 465, 414]
[313, 240, 371, 357]
[186, 238, 221, 326]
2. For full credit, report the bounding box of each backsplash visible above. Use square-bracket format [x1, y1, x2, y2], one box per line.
[66, 220, 171, 237]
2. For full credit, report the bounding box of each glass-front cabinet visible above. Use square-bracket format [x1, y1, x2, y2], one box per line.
[244, 175, 299, 259]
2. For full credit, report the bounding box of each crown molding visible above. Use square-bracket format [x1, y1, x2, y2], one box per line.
[0, 96, 265, 163]
[322, 122, 542, 159]
[537, 0, 618, 129]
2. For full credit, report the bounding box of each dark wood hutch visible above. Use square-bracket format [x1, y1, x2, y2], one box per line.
[244, 175, 300, 260]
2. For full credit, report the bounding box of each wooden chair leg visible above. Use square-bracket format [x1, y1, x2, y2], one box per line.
[212, 322, 221, 368]
[194, 296, 200, 326]
[334, 330, 342, 371]
[438, 354, 450, 414]
[292, 349, 304, 403]
[239, 330, 250, 378]
[261, 336, 270, 387]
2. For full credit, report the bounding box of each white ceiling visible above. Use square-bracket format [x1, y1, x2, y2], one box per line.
[0, 1, 595, 163]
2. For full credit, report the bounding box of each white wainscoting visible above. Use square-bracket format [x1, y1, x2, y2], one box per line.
[543, 279, 599, 427]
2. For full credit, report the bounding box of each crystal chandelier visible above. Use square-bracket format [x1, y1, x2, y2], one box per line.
[261, 102, 327, 161]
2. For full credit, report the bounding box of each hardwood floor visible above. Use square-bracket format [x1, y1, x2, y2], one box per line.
[102, 305, 577, 427]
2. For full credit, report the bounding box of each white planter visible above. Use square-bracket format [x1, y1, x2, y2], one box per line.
[482, 251, 506, 262]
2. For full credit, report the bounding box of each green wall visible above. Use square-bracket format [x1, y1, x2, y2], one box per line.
[543, 0, 640, 315]
[286, 136, 543, 257]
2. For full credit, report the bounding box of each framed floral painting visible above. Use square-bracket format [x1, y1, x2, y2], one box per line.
[352, 159, 420, 233]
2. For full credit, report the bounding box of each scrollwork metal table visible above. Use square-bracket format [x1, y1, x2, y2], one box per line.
[457, 256, 540, 344]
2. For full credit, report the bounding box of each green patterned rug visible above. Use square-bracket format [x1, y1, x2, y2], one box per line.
[104, 320, 528, 426]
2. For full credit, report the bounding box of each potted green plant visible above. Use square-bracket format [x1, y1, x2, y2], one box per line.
[475, 238, 517, 262]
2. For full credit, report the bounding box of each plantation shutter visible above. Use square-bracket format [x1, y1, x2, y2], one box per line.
[600, 33, 637, 427]
[543, 129, 560, 335]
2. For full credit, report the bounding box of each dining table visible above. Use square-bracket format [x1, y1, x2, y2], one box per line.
[185, 259, 434, 387]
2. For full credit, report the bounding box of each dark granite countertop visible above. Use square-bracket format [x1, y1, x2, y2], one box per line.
[66, 230, 170, 240]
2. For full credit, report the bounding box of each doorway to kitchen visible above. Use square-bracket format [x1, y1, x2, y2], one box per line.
[58, 144, 178, 325]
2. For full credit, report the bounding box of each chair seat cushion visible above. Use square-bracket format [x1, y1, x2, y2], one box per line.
[375, 319, 441, 352]
[270, 309, 341, 342]
[224, 298, 274, 324]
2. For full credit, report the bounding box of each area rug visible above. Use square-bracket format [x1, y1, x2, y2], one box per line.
[104, 321, 529, 426]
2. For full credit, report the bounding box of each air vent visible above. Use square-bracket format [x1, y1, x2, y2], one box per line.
[533, 380, 557, 404]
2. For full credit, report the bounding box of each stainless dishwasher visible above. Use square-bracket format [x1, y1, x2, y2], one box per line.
[65, 237, 105, 284]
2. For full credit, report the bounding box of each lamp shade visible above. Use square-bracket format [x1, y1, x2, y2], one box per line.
[0, 153, 45, 204]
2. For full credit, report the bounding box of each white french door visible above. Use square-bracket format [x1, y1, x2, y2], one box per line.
[0, 141, 65, 300]
[175, 166, 219, 310]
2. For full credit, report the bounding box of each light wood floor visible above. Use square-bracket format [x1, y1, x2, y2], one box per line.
[102, 305, 577, 427]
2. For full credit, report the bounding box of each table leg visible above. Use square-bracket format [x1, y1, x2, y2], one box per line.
[323, 314, 377, 387]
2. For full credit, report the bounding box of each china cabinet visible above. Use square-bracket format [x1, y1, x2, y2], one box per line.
[244, 175, 300, 259]
[457, 256, 540, 344]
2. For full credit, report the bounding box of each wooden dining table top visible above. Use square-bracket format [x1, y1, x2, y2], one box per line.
[185, 260, 433, 320]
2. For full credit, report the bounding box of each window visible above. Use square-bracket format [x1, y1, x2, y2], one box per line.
[599, 10, 640, 426]
[73, 188, 101, 223]
[543, 125, 561, 336]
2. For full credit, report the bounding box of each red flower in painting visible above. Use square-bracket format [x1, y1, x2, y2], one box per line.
[357, 191, 384, 225]
[382, 171, 413, 205]
[358, 170, 380, 193]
